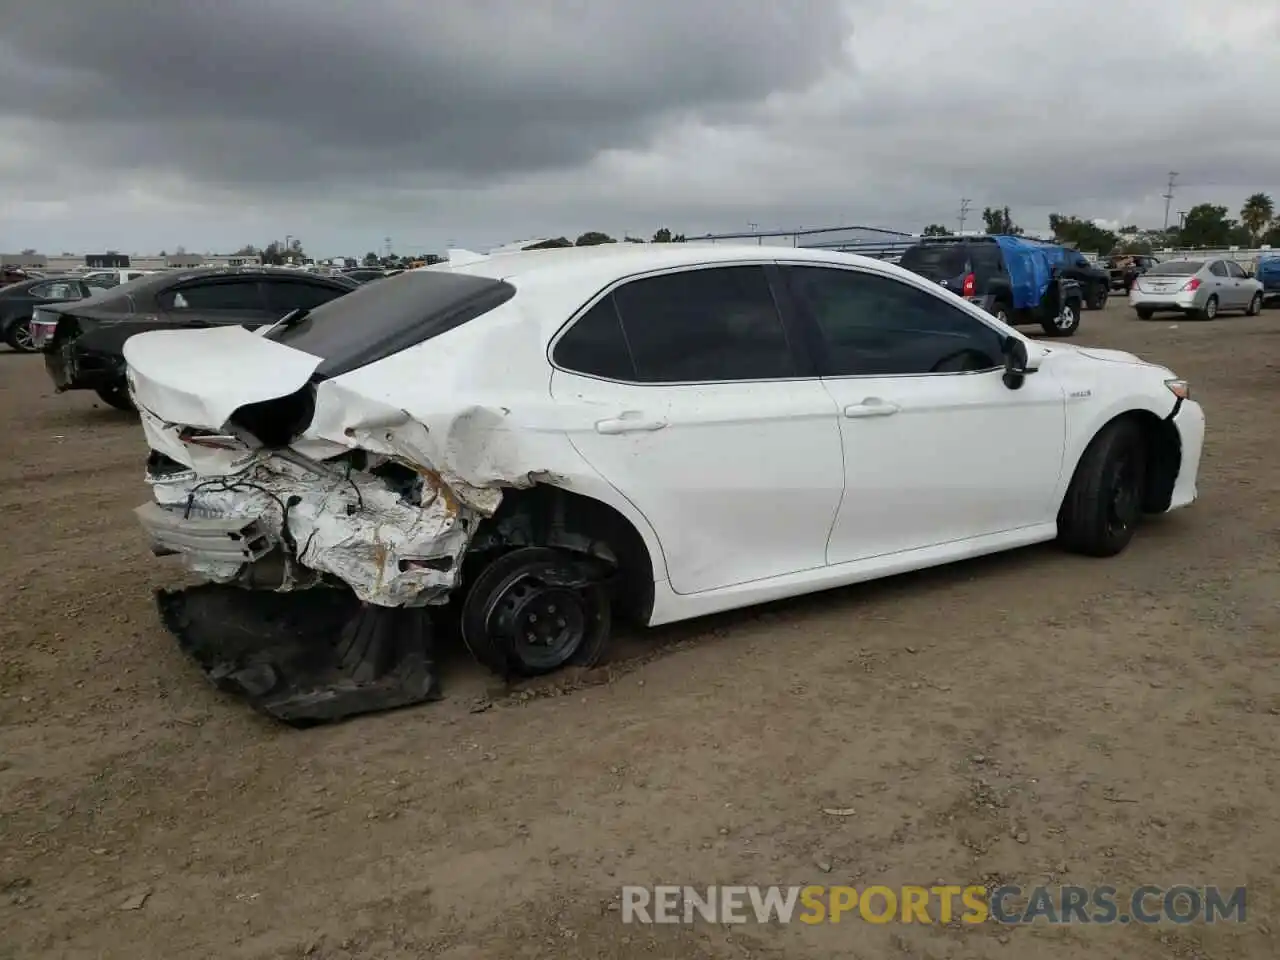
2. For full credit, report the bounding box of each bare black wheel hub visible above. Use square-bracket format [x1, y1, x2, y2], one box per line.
[1105, 454, 1140, 537]
[488, 577, 587, 671]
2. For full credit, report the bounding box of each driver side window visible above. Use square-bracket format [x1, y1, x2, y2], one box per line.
[785, 266, 1006, 377]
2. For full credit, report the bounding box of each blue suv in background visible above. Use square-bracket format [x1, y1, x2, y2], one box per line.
[1256, 255, 1280, 305]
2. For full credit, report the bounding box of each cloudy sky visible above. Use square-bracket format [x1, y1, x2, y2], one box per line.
[1, 0, 1277, 257]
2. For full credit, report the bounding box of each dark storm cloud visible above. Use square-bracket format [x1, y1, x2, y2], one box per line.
[0, 0, 849, 186]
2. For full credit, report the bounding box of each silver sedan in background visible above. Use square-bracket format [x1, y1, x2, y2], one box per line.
[1130, 257, 1264, 320]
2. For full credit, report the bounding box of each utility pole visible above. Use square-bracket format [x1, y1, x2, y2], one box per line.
[1161, 172, 1178, 233]
[958, 198, 972, 234]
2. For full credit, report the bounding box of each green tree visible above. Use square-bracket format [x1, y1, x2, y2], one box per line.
[522, 237, 573, 250]
[652, 227, 673, 242]
[1263, 219, 1280, 247]
[982, 206, 1022, 235]
[1048, 214, 1118, 255]
[575, 231, 616, 246]
[1240, 193, 1274, 244]
[363, 251, 380, 266]
[1177, 204, 1234, 248]
[231, 244, 259, 257]
[921, 223, 952, 236]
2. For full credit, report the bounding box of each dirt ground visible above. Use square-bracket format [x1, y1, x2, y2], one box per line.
[1, 298, 1278, 960]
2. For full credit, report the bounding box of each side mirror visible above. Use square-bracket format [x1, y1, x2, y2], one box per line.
[1002, 337, 1043, 389]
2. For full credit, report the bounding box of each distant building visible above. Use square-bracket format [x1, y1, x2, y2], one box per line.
[0, 252, 49, 268]
[85, 252, 131, 268]
[165, 253, 205, 269]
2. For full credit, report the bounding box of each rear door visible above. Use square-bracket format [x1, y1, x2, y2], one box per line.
[548, 263, 845, 595]
[1206, 261, 1234, 307]
[1224, 260, 1252, 307]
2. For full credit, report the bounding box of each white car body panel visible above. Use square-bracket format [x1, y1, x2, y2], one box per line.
[122, 244, 1205, 623]
[818, 367, 1066, 564]
[549, 368, 845, 595]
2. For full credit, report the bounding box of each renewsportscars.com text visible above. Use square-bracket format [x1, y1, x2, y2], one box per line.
[621, 884, 1246, 925]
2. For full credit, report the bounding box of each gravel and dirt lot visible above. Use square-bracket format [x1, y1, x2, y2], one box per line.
[2, 298, 1278, 959]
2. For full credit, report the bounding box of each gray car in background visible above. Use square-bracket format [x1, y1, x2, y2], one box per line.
[1129, 257, 1264, 320]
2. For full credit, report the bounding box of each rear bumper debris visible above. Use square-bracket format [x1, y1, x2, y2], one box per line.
[157, 583, 441, 725]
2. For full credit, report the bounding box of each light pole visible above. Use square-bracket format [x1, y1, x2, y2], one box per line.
[1161, 172, 1178, 234]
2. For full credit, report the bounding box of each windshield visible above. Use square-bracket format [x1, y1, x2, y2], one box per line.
[268, 269, 516, 379]
[1147, 260, 1202, 276]
[898, 244, 970, 279]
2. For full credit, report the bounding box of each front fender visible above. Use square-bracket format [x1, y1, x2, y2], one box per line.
[1056, 390, 1177, 500]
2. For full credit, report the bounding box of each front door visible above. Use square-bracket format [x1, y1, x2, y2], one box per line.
[548, 264, 845, 595]
[779, 263, 1067, 565]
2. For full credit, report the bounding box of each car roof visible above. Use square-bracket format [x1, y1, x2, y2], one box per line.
[420, 243, 918, 292]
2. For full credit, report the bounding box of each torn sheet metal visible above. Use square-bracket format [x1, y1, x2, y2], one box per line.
[127, 319, 569, 609]
[145, 449, 476, 607]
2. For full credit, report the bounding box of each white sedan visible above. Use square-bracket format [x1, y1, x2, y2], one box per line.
[122, 244, 1205, 722]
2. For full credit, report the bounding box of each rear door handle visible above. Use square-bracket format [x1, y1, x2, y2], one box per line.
[595, 414, 668, 435]
[843, 398, 900, 418]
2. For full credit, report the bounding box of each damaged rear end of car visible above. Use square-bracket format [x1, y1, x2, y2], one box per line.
[125, 268, 614, 725]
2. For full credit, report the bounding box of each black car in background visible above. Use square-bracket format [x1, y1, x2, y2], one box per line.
[0, 276, 99, 352]
[34, 267, 359, 410]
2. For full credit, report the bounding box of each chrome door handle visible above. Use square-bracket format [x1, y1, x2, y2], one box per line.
[595, 415, 668, 435]
[843, 399, 900, 418]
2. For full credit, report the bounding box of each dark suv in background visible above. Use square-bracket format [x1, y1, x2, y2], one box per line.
[897, 236, 1087, 337]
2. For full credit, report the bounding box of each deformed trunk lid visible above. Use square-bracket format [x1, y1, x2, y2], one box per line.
[124, 325, 324, 428]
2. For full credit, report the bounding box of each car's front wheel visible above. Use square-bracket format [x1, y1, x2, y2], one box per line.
[1246, 292, 1263, 316]
[4, 318, 37, 353]
[1040, 298, 1081, 337]
[1057, 418, 1147, 557]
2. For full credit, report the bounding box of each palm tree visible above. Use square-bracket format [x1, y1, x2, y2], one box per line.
[1240, 193, 1274, 244]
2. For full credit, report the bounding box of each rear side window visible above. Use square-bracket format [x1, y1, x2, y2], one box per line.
[269, 270, 516, 379]
[30, 281, 83, 300]
[969, 244, 1003, 274]
[162, 280, 264, 311]
[1209, 261, 1228, 277]
[607, 266, 795, 382]
[552, 298, 635, 380]
[262, 280, 348, 314]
